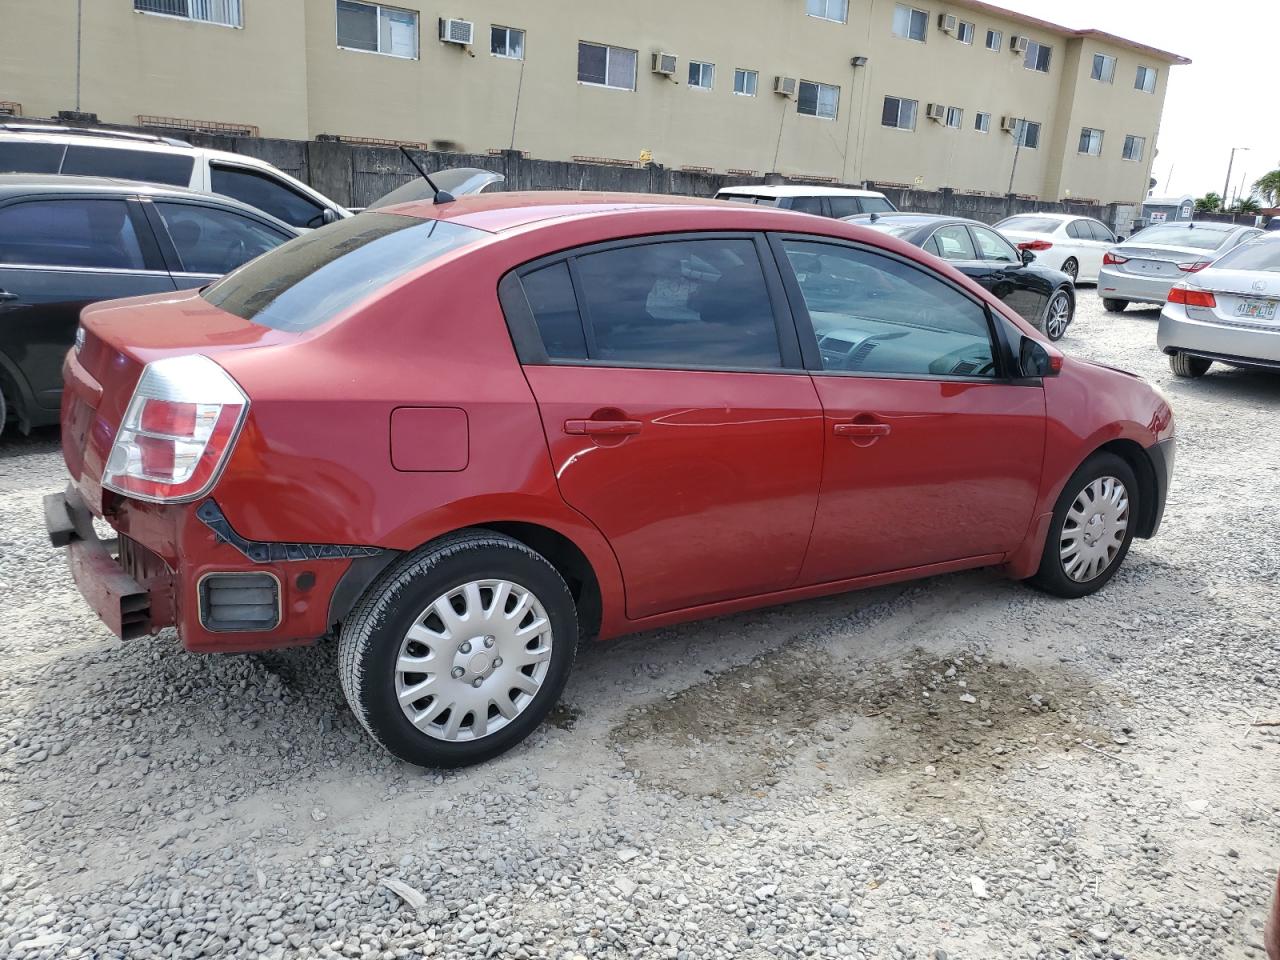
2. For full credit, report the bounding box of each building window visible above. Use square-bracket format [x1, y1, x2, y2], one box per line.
[491, 25, 525, 59]
[1023, 40, 1051, 72]
[734, 68, 759, 96]
[1015, 119, 1041, 149]
[688, 60, 715, 90]
[134, 0, 242, 27]
[798, 81, 840, 119]
[956, 21, 975, 44]
[1078, 127, 1104, 156]
[336, 1, 418, 59]
[985, 29, 1002, 51]
[892, 5, 928, 41]
[578, 41, 637, 90]
[974, 112, 991, 133]
[1091, 53, 1116, 83]
[1122, 134, 1146, 161]
[1135, 65, 1157, 93]
[945, 106, 964, 128]
[882, 95, 918, 130]
[806, 0, 849, 22]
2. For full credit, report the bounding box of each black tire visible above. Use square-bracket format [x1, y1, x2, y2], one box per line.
[339, 530, 578, 768]
[1061, 258, 1079, 283]
[1169, 352, 1212, 378]
[1102, 298, 1128, 313]
[1043, 287, 1073, 341]
[0, 384, 6, 441]
[1027, 452, 1138, 599]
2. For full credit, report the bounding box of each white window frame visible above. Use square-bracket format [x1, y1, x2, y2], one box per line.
[798, 80, 840, 120]
[336, 1, 419, 60]
[883, 95, 918, 131]
[945, 106, 964, 129]
[892, 4, 929, 42]
[577, 41, 638, 91]
[733, 68, 759, 97]
[956, 21, 975, 44]
[1091, 53, 1116, 84]
[134, 0, 242, 28]
[1135, 65, 1157, 93]
[1122, 134, 1146, 162]
[985, 29, 1002, 52]
[1023, 40, 1051, 73]
[688, 60, 715, 90]
[1078, 127, 1104, 156]
[974, 111, 991, 133]
[1015, 119, 1041, 149]
[806, 0, 850, 23]
[491, 25, 525, 60]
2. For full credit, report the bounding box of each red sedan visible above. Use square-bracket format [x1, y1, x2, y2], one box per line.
[45, 192, 1175, 767]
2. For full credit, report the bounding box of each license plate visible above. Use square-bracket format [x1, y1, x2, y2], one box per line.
[1236, 297, 1279, 321]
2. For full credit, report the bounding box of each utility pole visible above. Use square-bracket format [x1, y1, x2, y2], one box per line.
[75, 0, 83, 111]
[1222, 146, 1249, 210]
[1007, 119, 1024, 196]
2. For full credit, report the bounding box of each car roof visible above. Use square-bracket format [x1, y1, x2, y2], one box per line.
[1000, 212, 1081, 222]
[849, 212, 981, 229]
[714, 185, 887, 198]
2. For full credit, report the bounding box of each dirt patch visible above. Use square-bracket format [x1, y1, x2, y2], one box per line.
[611, 645, 1126, 798]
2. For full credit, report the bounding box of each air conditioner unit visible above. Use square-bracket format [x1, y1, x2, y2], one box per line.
[651, 52, 677, 76]
[774, 76, 798, 97]
[938, 13, 958, 34]
[439, 18, 474, 45]
[925, 103, 946, 121]
[1000, 115, 1019, 132]
[1009, 34, 1028, 54]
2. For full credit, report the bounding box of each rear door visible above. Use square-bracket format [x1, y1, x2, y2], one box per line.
[966, 224, 1047, 321]
[1080, 220, 1116, 279]
[501, 233, 824, 620]
[143, 198, 294, 288]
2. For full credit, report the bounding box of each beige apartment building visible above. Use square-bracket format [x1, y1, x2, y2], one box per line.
[1, 0, 1187, 203]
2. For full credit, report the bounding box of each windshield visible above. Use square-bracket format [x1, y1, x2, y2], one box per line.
[1127, 223, 1234, 250]
[1210, 239, 1280, 273]
[995, 216, 1061, 233]
[202, 213, 486, 331]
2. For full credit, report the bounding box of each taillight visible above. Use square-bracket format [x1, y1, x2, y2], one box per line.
[103, 355, 248, 503]
[1177, 260, 1211, 273]
[1017, 239, 1053, 251]
[1103, 252, 1128, 265]
[1167, 285, 1217, 308]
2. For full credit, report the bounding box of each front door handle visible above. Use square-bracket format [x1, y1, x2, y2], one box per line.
[0, 290, 18, 303]
[564, 419, 643, 437]
[834, 422, 890, 439]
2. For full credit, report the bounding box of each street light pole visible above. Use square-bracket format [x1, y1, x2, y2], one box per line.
[1223, 146, 1249, 210]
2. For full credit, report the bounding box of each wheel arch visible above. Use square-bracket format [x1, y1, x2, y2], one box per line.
[0, 349, 35, 433]
[1095, 438, 1159, 538]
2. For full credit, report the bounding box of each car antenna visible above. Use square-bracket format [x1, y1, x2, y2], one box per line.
[398, 145, 454, 204]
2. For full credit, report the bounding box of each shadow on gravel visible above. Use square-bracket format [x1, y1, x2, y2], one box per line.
[0, 426, 60, 463]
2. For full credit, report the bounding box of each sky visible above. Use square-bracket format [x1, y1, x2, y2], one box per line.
[996, 0, 1278, 202]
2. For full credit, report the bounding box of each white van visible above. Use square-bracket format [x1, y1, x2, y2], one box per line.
[713, 184, 896, 219]
[0, 124, 349, 229]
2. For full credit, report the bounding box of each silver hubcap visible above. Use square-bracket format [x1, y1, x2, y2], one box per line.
[1046, 293, 1071, 339]
[394, 580, 553, 742]
[1060, 476, 1129, 582]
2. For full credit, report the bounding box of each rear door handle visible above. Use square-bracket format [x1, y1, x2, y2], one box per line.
[833, 422, 891, 439]
[564, 419, 643, 436]
[0, 290, 19, 303]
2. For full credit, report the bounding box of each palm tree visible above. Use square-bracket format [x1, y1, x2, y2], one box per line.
[1194, 192, 1222, 213]
[1254, 170, 1280, 207]
[1232, 197, 1262, 214]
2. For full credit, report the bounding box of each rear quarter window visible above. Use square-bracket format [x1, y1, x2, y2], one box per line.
[0, 141, 67, 173]
[61, 145, 194, 186]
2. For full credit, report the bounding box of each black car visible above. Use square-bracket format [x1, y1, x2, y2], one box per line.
[850, 213, 1075, 341]
[0, 175, 297, 436]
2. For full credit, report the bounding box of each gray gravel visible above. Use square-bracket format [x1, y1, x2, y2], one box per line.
[1, 291, 1278, 959]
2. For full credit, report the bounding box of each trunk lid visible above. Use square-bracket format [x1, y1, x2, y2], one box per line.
[1112, 243, 1210, 278]
[1189, 269, 1280, 328]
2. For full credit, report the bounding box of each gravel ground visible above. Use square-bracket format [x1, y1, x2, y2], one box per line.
[1, 291, 1278, 960]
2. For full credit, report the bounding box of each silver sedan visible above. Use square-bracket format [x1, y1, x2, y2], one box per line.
[1098, 221, 1263, 311]
[1158, 234, 1280, 377]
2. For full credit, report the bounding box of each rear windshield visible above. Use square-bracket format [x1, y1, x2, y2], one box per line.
[202, 213, 486, 332]
[1128, 223, 1234, 250]
[1210, 239, 1280, 273]
[995, 216, 1061, 233]
[861, 221, 917, 238]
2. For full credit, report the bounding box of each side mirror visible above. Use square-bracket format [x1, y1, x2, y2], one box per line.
[321, 208, 339, 226]
[1115, 235, 1126, 243]
[1020, 248, 1036, 266]
[1020, 336, 1061, 378]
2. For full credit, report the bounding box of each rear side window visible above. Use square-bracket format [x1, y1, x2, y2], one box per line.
[0, 141, 66, 174]
[522, 262, 586, 360]
[60, 145, 194, 186]
[202, 213, 485, 331]
[1087, 221, 1114, 243]
[0, 198, 146, 270]
[827, 196, 861, 219]
[1066, 220, 1088, 240]
[210, 165, 326, 229]
[154, 202, 291, 275]
[788, 196, 825, 215]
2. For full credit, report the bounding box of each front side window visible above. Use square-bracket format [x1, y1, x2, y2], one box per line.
[578, 41, 637, 90]
[61, 145, 194, 186]
[134, 0, 242, 27]
[1016, 119, 1041, 149]
[957, 21, 975, 44]
[1135, 64, 1157, 93]
[974, 111, 991, 133]
[928, 224, 978, 260]
[1091, 53, 1116, 83]
[798, 81, 840, 119]
[0, 198, 146, 271]
[734, 68, 759, 96]
[806, 0, 849, 22]
[882, 95, 918, 130]
[210, 165, 326, 229]
[945, 106, 964, 129]
[985, 29, 1002, 51]
[1078, 127, 1104, 156]
[1122, 134, 1146, 162]
[203, 214, 485, 331]
[892, 4, 928, 41]
[336, 1, 418, 59]
[154, 202, 290, 275]
[491, 25, 525, 59]
[971, 226, 1019, 263]
[781, 240, 996, 378]
[1024, 40, 1052, 72]
[688, 60, 715, 90]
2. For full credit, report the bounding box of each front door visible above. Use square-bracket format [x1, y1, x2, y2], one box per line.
[507, 234, 824, 620]
[772, 236, 1046, 585]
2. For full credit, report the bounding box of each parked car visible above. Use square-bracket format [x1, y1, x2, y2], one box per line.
[1158, 234, 1280, 377]
[855, 213, 1076, 340]
[0, 124, 348, 229]
[714, 184, 896, 218]
[1098, 221, 1263, 312]
[0, 175, 296, 436]
[45, 192, 1175, 768]
[993, 212, 1120, 284]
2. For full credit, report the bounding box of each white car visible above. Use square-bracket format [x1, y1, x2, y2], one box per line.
[713, 184, 896, 219]
[993, 212, 1120, 284]
[0, 123, 349, 229]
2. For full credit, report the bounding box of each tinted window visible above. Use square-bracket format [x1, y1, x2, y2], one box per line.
[571, 238, 781, 368]
[155, 202, 290, 275]
[1066, 220, 1088, 240]
[522, 262, 586, 360]
[1087, 221, 1115, 243]
[0, 141, 66, 174]
[202, 214, 485, 331]
[827, 196, 861, 219]
[788, 196, 825, 215]
[782, 240, 995, 378]
[860, 197, 895, 214]
[931, 225, 978, 260]
[210, 165, 326, 229]
[61, 145, 194, 186]
[0, 198, 146, 270]
[970, 226, 1019, 263]
[1211, 239, 1280, 273]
